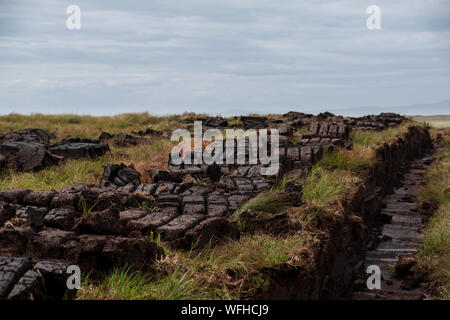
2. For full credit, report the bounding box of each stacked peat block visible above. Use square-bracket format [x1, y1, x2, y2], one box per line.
[277, 120, 352, 179]
[240, 116, 268, 129]
[0, 184, 165, 283]
[0, 129, 61, 171]
[241, 115, 304, 135]
[0, 156, 240, 254]
[178, 116, 229, 132]
[283, 111, 314, 120]
[100, 163, 142, 192]
[106, 132, 284, 246]
[48, 137, 109, 160]
[131, 127, 171, 138]
[299, 121, 351, 149]
[279, 144, 324, 180]
[98, 132, 151, 147]
[0, 184, 158, 232]
[125, 180, 242, 249]
[0, 255, 77, 300]
[0, 128, 56, 145]
[349, 113, 407, 131]
[204, 117, 228, 128]
[0, 128, 109, 172]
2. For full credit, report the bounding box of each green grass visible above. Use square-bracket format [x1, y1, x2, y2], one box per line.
[0, 158, 105, 190]
[78, 267, 205, 300]
[0, 112, 204, 140]
[421, 206, 450, 257]
[237, 146, 372, 215]
[415, 131, 450, 299]
[236, 190, 299, 214]
[301, 166, 355, 204]
[417, 204, 450, 299]
[196, 233, 315, 274]
[419, 150, 450, 205]
[317, 147, 374, 173]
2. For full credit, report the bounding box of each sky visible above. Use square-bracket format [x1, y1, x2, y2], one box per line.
[0, 0, 449, 116]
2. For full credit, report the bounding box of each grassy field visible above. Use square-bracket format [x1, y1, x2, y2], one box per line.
[0, 112, 206, 140]
[411, 115, 450, 128]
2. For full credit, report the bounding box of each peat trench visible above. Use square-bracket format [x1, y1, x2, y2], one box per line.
[257, 125, 433, 299]
[352, 154, 434, 300]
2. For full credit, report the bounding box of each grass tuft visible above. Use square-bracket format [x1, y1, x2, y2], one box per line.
[317, 147, 374, 173]
[301, 166, 354, 204]
[236, 191, 299, 214]
[417, 204, 450, 299]
[419, 150, 450, 205]
[78, 267, 203, 300]
[415, 130, 450, 299]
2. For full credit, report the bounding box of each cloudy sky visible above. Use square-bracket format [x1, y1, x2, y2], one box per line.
[0, 0, 449, 116]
